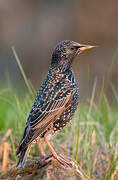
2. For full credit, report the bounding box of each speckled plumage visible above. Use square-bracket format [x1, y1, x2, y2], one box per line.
[16, 40, 95, 168]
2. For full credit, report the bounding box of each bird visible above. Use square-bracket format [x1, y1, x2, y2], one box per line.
[16, 40, 95, 168]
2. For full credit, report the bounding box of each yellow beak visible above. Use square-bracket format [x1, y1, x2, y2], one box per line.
[79, 45, 97, 51]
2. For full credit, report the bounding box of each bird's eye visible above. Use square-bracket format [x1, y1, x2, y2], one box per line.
[70, 47, 75, 51]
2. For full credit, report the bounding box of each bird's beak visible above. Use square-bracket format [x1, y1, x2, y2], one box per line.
[79, 45, 97, 51]
[73, 42, 97, 52]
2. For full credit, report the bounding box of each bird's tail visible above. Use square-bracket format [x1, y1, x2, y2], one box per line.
[16, 145, 31, 168]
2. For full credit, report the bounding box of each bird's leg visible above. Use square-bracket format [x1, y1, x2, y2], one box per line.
[38, 138, 46, 157]
[44, 132, 71, 166]
[38, 137, 54, 165]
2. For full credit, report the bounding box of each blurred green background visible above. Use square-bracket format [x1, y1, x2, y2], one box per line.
[0, 0, 118, 101]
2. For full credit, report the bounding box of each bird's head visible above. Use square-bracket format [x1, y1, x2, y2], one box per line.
[51, 40, 96, 70]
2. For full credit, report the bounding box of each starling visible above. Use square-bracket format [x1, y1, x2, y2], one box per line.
[16, 40, 95, 168]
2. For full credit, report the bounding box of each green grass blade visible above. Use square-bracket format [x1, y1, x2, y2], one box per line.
[11, 46, 33, 96]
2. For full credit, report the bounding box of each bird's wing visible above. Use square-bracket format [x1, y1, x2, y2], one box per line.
[17, 84, 73, 154]
[30, 91, 72, 129]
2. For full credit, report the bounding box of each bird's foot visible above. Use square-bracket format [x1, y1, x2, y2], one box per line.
[38, 154, 53, 167]
[53, 153, 71, 167]
[38, 153, 71, 167]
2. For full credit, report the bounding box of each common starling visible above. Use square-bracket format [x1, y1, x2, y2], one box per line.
[16, 40, 95, 168]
